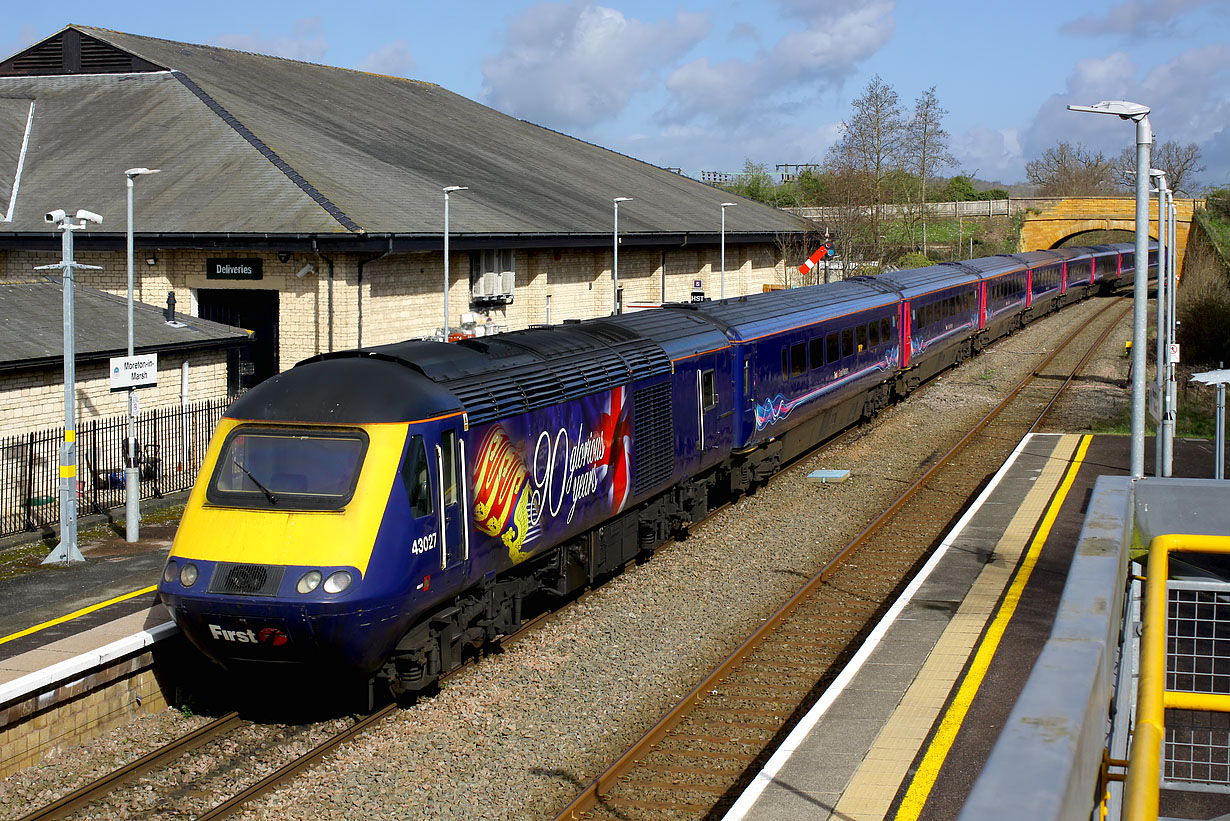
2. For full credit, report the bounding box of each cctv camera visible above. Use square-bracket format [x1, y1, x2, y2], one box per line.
[45, 209, 67, 223]
[295, 263, 316, 278]
[74, 209, 103, 225]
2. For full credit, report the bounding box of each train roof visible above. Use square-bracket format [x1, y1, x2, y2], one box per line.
[300, 320, 674, 426]
[688, 280, 899, 343]
[597, 307, 733, 362]
[1008, 250, 1066, 268]
[225, 355, 463, 424]
[872, 263, 981, 300]
[950, 255, 1026, 276]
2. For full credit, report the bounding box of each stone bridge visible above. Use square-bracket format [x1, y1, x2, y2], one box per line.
[1016, 196, 1204, 274]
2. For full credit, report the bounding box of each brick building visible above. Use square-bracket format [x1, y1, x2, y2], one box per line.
[0, 26, 815, 399]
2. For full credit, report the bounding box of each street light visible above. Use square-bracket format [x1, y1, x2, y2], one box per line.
[443, 185, 468, 340]
[124, 167, 159, 543]
[1068, 99, 1152, 479]
[37, 209, 103, 564]
[1150, 168, 1169, 478]
[613, 197, 632, 314]
[721, 202, 736, 300]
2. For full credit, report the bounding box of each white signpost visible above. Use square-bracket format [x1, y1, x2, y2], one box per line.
[110, 353, 158, 390]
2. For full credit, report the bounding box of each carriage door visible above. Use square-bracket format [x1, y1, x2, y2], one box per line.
[696, 357, 720, 456]
[435, 427, 468, 571]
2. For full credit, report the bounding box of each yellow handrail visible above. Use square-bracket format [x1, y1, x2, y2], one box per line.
[1125, 533, 1230, 819]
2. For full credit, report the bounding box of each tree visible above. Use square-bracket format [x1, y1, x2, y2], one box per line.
[725, 160, 777, 204]
[1025, 142, 1115, 196]
[905, 86, 954, 253]
[1115, 140, 1205, 197]
[827, 75, 905, 260]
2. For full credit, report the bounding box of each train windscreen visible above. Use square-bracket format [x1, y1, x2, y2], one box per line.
[207, 427, 369, 510]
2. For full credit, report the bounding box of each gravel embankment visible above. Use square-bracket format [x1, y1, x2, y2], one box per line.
[0, 297, 1130, 821]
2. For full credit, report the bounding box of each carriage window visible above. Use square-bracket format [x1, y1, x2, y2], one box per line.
[868, 320, 880, 348]
[441, 430, 458, 506]
[810, 337, 824, 369]
[403, 434, 433, 518]
[826, 332, 839, 363]
[841, 328, 854, 359]
[855, 325, 867, 353]
[702, 369, 718, 409]
[880, 317, 892, 343]
[791, 342, 807, 376]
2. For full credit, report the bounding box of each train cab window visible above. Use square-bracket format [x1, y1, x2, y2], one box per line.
[868, 320, 880, 348]
[701, 369, 718, 409]
[826, 332, 839, 364]
[207, 427, 368, 511]
[840, 328, 854, 360]
[790, 342, 807, 376]
[855, 325, 867, 353]
[441, 430, 458, 506]
[403, 434, 433, 518]
[810, 337, 824, 369]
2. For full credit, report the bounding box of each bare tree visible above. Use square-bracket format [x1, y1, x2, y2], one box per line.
[827, 75, 905, 261]
[905, 86, 954, 253]
[1115, 140, 1205, 196]
[1025, 141, 1116, 196]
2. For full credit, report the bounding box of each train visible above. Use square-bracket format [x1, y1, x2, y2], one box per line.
[158, 241, 1156, 695]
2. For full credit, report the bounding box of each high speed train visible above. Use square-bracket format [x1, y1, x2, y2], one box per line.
[158, 242, 1154, 695]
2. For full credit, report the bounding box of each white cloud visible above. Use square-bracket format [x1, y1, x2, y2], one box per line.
[480, 2, 710, 129]
[0, 25, 42, 60]
[1020, 44, 1230, 187]
[1060, 0, 1221, 37]
[358, 39, 416, 79]
[658, 0, 894, 126]
[212, 17, 329, 63]
[950, 127, 1024, 182]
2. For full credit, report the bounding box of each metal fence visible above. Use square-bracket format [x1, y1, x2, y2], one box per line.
[0, 397, 231, 538]
[1164, 580, 1230, 792]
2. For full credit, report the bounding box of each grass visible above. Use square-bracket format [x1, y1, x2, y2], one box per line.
[1090, 399, 1218, 438]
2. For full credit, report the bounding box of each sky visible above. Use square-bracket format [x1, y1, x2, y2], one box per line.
[4, 0, 1228, 189]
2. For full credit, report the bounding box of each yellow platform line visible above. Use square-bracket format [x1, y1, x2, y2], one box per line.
[894, 434, 1092, 820]
[0, 585, 158, 648]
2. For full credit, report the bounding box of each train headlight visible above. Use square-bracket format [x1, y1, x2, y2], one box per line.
[162, 561, 178, 584]
[323, 570, 353, 594]
[297, 570, 322, 594]
[179, 563, 199, 587]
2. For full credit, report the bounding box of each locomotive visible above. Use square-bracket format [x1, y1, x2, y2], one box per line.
[158, 242, 1155, 694]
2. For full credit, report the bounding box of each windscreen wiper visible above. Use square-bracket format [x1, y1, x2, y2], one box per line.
[233, 457, 278, 504]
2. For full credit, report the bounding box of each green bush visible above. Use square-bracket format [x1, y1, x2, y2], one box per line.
[1207, 188, 1230, 221]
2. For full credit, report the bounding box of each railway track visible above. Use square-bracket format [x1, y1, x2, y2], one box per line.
[552, 297, 1130, 820]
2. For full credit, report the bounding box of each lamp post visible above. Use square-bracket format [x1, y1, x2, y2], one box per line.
[1150, 169, 1168, 478]
[1068, 99, 1152, 479]
[37, 209, 103, 565]
[1165, 184, 1178, 476]
[613, 197, 632, 314]
[124, 167, 159, 542]
[721, 202, 735, 300]
[442, 185, 468, 340]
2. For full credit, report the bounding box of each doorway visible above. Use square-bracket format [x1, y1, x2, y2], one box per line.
[196, 289, 279, 393]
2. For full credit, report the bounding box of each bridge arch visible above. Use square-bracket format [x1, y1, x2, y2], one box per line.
[1050, 228, 1149, 249]
[1017, 196, 1202, 274]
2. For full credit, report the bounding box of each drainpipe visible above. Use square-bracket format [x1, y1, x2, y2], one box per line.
[312, 240, 335, 352]
[355, 237, 394, 350]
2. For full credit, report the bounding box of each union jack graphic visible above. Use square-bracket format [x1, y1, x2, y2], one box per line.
[597, 386, 632, 513]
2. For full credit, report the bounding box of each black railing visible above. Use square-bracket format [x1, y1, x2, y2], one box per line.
[0, 397, 232, 538]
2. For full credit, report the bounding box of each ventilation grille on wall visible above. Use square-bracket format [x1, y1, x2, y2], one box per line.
[632, 381, 674, 495]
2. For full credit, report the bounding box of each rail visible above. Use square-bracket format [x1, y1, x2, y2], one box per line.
[1127, 533, 1230, 819]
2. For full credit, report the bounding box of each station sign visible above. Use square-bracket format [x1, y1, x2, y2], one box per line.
[206, 258, 263, 280]
[110, 353, 158, 390]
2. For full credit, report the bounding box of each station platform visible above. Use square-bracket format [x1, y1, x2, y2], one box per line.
[724, 433, 1226, 821]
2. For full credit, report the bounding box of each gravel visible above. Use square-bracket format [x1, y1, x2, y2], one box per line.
[0, 297, 1129, 821]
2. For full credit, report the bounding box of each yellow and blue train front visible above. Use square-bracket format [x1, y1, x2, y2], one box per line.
[157, 355, 465, 676]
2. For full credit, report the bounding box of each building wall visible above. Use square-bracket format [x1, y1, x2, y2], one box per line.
[0, 350, 227, 438]
[2, 239, 787, 373]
